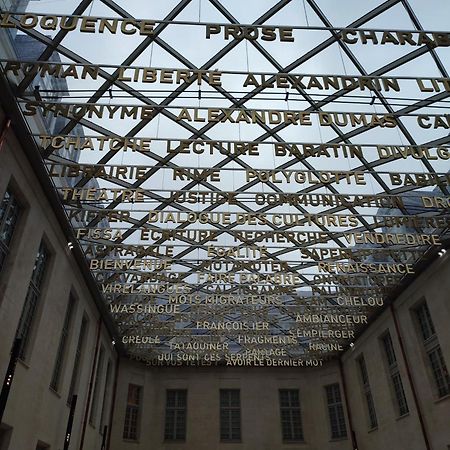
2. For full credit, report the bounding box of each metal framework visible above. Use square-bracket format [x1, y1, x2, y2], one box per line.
[1, 0, 449, 365]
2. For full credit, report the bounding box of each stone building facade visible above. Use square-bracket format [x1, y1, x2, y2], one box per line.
[0, 100, 449, 449]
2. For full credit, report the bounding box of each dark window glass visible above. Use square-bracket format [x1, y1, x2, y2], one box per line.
[67, 316, 88, 405]
[279, 389, 303, 441]
[358, 356, 377, 429]
[123, 384, 141, 440]
[358, 357, 369, 386]
[428, 346, 450, 398]
[50, 295, 75, 391]
[0, 188, 20, 272]
[89, 347, 105, 426]
[164, 390, 187, 440]
[415, 303, 435, 342]
[15, 241, 49, 359]
[0, 425, 13, 450]
[391, 372, 409, 416]
[99, 360, 113, 432]
[414, 302, 450, 398]
[35, 443, 50, 450]
[220, 389, 241, 441]
[381, 333, 409, 416]
[382, 333, 397, 366]
[325, 384, 347, 439]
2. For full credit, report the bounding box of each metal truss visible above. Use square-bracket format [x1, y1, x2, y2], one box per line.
[1, 0, 449, 363]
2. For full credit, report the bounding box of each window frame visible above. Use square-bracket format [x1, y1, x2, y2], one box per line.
[380, 332, 409, 417]
[99, 359, 113, 434]
[325, 383, 347, 440]
[357, 355, 378, 430]
[89, 345, 105, 427]
[0, 186, 21, 273]
[219, 389, 242, 442]
[279, 389, 304, 442]
[14, 239, 50, 361]
[123, 384, 142, 441]
[67, 315, 89, 405]
[50, 293, 76, 392]
[164, 389, 187, 441]
[413, 301, 450, 399]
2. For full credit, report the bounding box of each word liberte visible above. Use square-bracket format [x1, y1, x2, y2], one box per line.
[5, 61, 450, 93]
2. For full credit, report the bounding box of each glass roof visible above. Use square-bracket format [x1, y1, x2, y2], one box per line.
[0, 0, 449, 366]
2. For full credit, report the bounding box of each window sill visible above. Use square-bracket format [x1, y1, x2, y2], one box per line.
[434, 393, 450, 404]
[368, 427, 378, 433]
[48, 387, 61, 399]
[122, 439, 139, 444]
[282, 441, 306, 445]
[396, 413, 410, 421]
[17, 358, 30, 370]
[220, 440, 242, 444]
[329, 437, 348, 442]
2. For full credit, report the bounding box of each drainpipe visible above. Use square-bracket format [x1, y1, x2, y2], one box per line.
[0, 118, 11, 152]
[390, 304, 431, 450]
[106, 356, 120, 450]
[339, 359, 358, 450]
[79, 317, 102, 450]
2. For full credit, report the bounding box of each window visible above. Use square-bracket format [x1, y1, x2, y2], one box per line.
[123, 384, 141, 441]
[415, 302, 450, 398]
[0, 425, 13, 450]
[325, 384, 347, 439]
[89, 346, 105, 426]
[381, 333, 409, 416]
[427, 346, 450, 397]
[0, 187, 20, 272]
[67, 316, 88, 405]
[279, 389, 303, 441]
[14, 240, 49, 360]
[220, 389, 241, 441]
[99, 360, 113, 432]
[415, 302, 435, 341]
[164, 390, 187, 441]
[358, 356, 377, 429]
[50, 295, 76, 391]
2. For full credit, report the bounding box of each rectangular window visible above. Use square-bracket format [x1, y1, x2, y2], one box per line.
[67, 316, 88, 405]
[428, 346, 450, 398]
[89, 346, 105, 426]
[164, 389, 187, 441]
[15, 240, 49, 360]
[123, 384, 141, 441]
[415, 302, 450, 398]
[0, 425, 13, 450]
[99, 360, 113, 432]
[279, 389, 303, 441]
[0, 187, 20, 272]
[35, 442, 50, 450]
[415, 302, 435, 341]
[381, 333, 409, 416]
[358, 356, 377, 429]
[50, 295, 76, 392]
[325, 384, 347, 439]
[220, 389, 241, 441]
